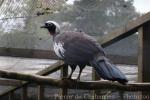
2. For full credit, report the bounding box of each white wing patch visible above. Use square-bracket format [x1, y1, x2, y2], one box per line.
[53, 42, 65, 58]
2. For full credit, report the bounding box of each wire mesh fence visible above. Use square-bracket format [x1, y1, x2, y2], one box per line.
[0, 0, 65, 50]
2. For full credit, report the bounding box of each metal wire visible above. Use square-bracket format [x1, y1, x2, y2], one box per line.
[0, 0, 39, 20]
[0, 15, 38, 20]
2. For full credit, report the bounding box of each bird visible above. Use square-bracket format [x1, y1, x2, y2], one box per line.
[40, 21, 128, 84]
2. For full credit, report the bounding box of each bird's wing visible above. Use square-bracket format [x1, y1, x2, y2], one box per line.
[58, 32, 105, 64]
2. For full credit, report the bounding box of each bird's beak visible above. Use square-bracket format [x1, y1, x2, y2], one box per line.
[40, 25, 46, 28]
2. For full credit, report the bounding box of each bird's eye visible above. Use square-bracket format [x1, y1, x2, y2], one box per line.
[45, 23, 52, 27]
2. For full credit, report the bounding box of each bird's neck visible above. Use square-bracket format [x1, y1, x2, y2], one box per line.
[52, 32, 60, 40]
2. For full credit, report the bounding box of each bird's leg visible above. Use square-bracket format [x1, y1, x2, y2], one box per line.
[67, 65, 76, 79]
[77, 65, 86, 80]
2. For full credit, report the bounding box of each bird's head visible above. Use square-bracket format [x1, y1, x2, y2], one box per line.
[41, 21, 60, 35]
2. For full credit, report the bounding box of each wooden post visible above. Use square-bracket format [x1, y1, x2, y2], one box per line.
[138, 23, 150, 82]
[60, 64, 68, 100]
[8, 92, 13, 100]
[92, 68, 100, 100]
[138, 26, 143, 82]
[21, 86, 27, 100]
[138, 23, 150, 99]
[38, 85, 45, 100]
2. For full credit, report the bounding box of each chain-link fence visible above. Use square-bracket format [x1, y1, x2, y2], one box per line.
[0, 0, 65, 51]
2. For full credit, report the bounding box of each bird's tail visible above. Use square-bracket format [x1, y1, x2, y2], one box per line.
[90, 56, 128, 84]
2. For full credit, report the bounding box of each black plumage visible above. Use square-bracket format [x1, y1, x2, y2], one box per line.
[41, 21, 128, 84]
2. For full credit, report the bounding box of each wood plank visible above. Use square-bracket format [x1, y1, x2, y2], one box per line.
[138, 22, 150, 82]
[38, 85, 45, 100]
[138, 27, 143, 82]
[0, 47, 58, 59]
[98, 12, 150, 47]
[108, 54, 137, 65]
[2, 70, 150, 91]
[92, 68, 100, 100]
[0, 79, 22, 86]
[21, 86, 27, 100]
[138, 22, 150, 100]
[37, 60, 64, 75]
[0, 60, 64, 96]
[92, 68, 100, 81]
[8, 92, 13, 100]
[60, 65, 68, 100]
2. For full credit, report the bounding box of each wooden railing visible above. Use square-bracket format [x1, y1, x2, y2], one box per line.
[98, 12, 150, 83]
[0, 61, 65, 99]
[0, 12, 150, 100]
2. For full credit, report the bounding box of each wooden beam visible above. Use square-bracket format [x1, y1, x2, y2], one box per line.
[60, 64, 68, 78]
[99, 12, 150, 47]
[138, 22, 150, 82]
[21, 86, 27, 100]
[1, 69, 150, 91]
[8, 92, 13, 100]
[138, 27, 143, 82]
[37, 60, 64, 75]
[60, 65, 68, 100]
[38, 85, 45, 100]
[92, 68, 101, 100]
[0, 60, 64, 96]
[0, 47, 58, 59]
[138, 23, 150, 100]
[108, 54, 137, 65]
[0, 79, 22, 86]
